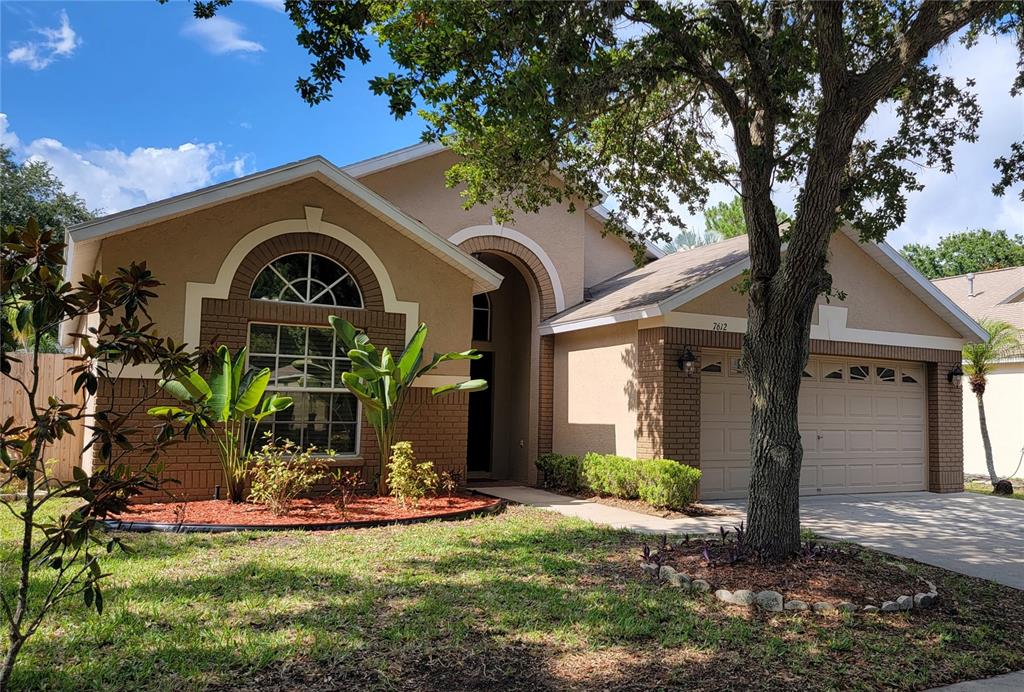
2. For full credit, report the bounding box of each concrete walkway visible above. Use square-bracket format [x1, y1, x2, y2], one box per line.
[475, 485, 744, 535]
[928, 671, 1024, 691]
[476, 486, 1024, 590]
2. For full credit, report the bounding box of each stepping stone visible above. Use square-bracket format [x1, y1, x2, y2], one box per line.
[755, 590, 784, 612]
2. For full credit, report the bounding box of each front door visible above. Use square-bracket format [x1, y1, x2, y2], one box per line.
[467, 351, 494, 475]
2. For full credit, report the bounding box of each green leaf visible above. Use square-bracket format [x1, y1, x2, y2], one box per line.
[431, 378, 489, 396]
[207, 345, 234, 422]
[146, 405, 188, 417]
[235, 368, 270, 415]
[397, 323, 427, 385]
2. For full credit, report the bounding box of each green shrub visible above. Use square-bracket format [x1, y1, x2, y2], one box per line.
[581, 452, 700, 510]
[535, 453, 582, 491]
[636, 458, 702, 509]
[581, 453, 642, 498]
[387, 441, 438, 507]
[248, 438, 326, 515]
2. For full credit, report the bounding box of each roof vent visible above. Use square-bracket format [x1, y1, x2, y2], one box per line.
[967, 272, 975, 298]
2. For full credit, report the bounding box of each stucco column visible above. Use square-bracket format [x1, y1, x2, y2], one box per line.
[927, 360, 965, 493]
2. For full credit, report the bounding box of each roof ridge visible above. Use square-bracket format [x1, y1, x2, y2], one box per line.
[932, 265, 1024, 282]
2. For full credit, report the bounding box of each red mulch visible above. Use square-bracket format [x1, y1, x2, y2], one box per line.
[665, 542, 927, 604]
[112, 493, 500, 527]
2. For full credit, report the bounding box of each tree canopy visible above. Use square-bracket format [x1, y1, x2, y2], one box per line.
[901, 229, 1024, 279]
[704, 196, 791, 239]
[0, 146, 94, 237]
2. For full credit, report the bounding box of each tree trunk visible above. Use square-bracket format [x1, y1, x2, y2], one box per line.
[976, 393, 998, 486]
[742, 287, 815, 559]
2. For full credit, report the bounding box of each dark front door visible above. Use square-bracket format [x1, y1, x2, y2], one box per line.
[467, 351, 494, 474]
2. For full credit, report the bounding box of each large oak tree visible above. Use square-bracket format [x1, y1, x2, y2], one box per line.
[191, 0, 1023, 558]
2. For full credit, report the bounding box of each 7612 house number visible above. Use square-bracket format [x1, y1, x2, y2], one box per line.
[712, 322, 728, 331]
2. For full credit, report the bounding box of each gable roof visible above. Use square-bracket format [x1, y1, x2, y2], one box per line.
[542, 227, 987, 342]
[933, 266, 1024, 331]
[67, 155, 503, 294]
[342, 142, 665, 261]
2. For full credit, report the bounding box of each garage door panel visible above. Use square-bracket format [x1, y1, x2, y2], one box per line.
[700, 352, 927, 500]
[847, 429, 874, 452]
[847, 395, 873, 417]
[874, 429, 900, 452]
[874, 396, 899, 418]
[701, 427, 727, 456]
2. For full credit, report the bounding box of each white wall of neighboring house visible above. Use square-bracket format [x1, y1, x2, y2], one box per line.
[962, 360, 1024, 477]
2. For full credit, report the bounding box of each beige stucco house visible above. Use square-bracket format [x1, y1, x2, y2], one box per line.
[65, 143, 985, 500]
[934, 267, 1024, 479]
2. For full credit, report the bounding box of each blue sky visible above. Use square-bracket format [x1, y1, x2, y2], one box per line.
[1, 1, 1021, 248]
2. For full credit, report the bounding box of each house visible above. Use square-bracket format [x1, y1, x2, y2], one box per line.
[933, 267, 1024, 479]
[64, 143, 985, 500]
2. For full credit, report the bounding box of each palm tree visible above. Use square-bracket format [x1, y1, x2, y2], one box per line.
[962, 318, 1023, 487]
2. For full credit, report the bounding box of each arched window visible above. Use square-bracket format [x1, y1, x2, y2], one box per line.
[250, 252, 362, 308]
[472, 292, 491, 341]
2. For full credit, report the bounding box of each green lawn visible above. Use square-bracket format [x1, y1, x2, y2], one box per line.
[965, 479, 1024, 501]
[3, 501, 1024, 691]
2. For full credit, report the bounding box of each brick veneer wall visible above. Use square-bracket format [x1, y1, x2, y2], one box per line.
[636, 326, 965, 494]
[96, 232, 472, 501]
[926, 360, 965, 492]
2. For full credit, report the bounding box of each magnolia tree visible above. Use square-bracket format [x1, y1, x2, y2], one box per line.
[189, 0, 1023, 557]
[0, 220, 195, 687]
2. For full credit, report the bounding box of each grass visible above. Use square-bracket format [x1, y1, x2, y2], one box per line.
[2, 501, 1024, 691]
[965, 478, 1024, 501]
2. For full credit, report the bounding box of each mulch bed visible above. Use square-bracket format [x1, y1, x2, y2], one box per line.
[112, 493, 500, 527]
[663, 541, 926, 605]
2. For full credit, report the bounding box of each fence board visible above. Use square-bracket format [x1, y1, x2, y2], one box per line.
[1, 353, 85, 483]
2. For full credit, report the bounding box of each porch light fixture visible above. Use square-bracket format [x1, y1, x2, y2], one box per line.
[678, 347, 698, 375]
[947, 364, 963, 384]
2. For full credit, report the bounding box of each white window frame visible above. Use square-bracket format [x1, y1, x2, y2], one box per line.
[246, 321, 362, 457]
[250, 252, 364, 309]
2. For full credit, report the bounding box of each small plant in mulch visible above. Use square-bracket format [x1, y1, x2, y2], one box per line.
[328, 468, 366, 519]
[439, 470, 462, 505]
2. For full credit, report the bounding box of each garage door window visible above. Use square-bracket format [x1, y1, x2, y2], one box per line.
[701, 358, 723, 374]
[849, 365, 870, 381]
[823, 364, 844, 381]
[876, 366, 896, 383]
[901, 367, 921, 384]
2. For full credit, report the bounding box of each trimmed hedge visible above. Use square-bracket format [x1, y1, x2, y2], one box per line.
[536, 453, 583, 492]
[534, 452, 701, 510]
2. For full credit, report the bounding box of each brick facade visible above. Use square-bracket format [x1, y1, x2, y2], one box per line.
[636, 326, 965, 495]
[97, 232, 471, 501]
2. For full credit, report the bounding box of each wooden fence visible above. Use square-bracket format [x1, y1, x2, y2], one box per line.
[1, 353, 85, 483]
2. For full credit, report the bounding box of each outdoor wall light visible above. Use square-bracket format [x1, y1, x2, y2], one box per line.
[678, 347, 698, 375]
[947, 364, 963, 384]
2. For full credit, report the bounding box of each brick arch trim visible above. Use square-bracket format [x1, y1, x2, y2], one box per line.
[454, 229, 558, 457]
[454, 232, 561, 320]
[229, 232, 385, 311]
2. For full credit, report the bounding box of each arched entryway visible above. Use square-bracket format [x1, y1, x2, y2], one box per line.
[456, 230, 559, 484]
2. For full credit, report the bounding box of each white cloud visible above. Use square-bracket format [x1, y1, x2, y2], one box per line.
[183, 16, 265, 55]
[7, 10, 81, 70]
[1, 114, 247, 215]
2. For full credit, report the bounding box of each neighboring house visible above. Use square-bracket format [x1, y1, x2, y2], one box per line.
[64, 143, 984, 500]
[933, 267, 1024, 479]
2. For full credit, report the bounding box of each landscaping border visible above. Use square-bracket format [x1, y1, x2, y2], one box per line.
[103, 496, 505, 533]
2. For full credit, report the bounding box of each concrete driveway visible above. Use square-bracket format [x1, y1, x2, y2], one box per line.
[717, 492, 1024, 590]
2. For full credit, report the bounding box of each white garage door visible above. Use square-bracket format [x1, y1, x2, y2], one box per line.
[699, 351, 927, 499]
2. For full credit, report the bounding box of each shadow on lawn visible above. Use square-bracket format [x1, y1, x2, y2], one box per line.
[9, 513, 1024, 691]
